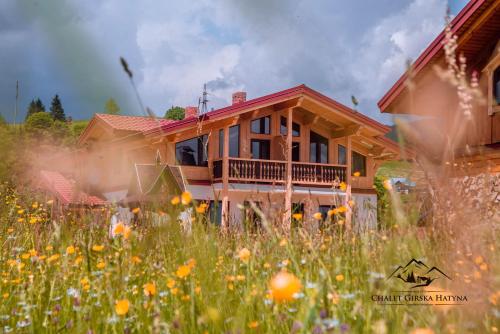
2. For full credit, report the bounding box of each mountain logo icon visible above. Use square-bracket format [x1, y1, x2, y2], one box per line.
[387, 258, 451, 289]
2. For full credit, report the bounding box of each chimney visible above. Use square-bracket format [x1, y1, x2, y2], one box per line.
[184, 106, 198, 119]
[232, 91, 247, 105]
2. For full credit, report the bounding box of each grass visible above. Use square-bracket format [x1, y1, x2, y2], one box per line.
[0, 184, 498, 333]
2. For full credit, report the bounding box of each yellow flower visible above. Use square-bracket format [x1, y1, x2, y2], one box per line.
[383, 179, 393, 190]
[80, 277, 90, 286]
[410, 329, 435, 334]
[96, 261, 106, 269]
[348, 200, 355, 207]
[66, 246, 75, 255]
[123, 226, 132, 240]
[115, 299, 130, 316]
[474, 256, 484, 265]
[7, 228, 13, 233]
[313, 212, 323, 220]
[292, 213, 302, 220]
[167, 278, 176, 289]
[2, 293, 9, 299]
[171, 196, 180, 205]
[327, 209, 337, 216]
[353, 171, 361, 177]
[21, 253, 30, 260]
[181, 191, 192, 205]
[335, 274, 344, 282]
[248, 321, 259, 329]
[132, 207, 140, 214]
[113, 223, 125, 235]
[32, 202, 38, 209]
[143, 282, 156, 297]
[279, 239, 287, 247]
[17, 209, 24, 215]
[45, 245, 53, 251]
[176, 265, 191, 279]
[132, 256, 142, 264]
[74, 256, 83, 266]
[47, 254, 60, 264]
[269, 271, 302, 303]
[339, 182, 347, 191]
[47, 200, 54, 205]
[92, 245, 104, 252]
[196, 203, 208, 213]
[337, 206, 347, 213]
[238, 248, 251, 263]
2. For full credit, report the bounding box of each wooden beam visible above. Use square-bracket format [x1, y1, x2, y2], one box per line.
[283, 107, 293, 231]
[331, 125, 361, 138]
[221, 126, 230, 231]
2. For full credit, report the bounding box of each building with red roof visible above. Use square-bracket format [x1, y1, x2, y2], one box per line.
[378, 0, 500, 172]
[75, 85, 410, 228]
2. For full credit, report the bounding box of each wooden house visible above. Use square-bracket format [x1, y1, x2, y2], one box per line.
[77, 85, 409, 228]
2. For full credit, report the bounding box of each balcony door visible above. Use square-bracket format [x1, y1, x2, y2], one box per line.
[310, 131, 328, 163]
[251, 139, 271, 160]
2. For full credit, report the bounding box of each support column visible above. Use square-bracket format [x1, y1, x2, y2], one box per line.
[283, 108, 293, 230]
[221, 126, 230, 230]
[346, 135, 352, 230]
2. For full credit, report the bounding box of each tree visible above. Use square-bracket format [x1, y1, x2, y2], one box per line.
[25, 112, 53, 133]
[50, 94, 66, 121]
[26, 98, 45, 120]
[164, 106, 185, 120]
[105, 98, 121, 115]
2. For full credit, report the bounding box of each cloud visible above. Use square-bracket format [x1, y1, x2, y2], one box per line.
[0, 0, 449, 124]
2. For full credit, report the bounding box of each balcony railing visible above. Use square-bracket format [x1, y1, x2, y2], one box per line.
[212, 158, 346, 185]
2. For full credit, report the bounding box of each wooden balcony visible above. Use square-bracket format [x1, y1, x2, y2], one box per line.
[212, 158, 347, 186]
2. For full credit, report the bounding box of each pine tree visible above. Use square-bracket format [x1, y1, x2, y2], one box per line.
[26, 98, 46, 120]
[105, 98, 120, 115]
[49, 94, 66, 121]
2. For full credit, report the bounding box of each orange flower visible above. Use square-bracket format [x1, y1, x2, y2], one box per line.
[132, 207, 140, 214]
[143, 282, 156, 297]
[123, 226, 132, 240]
[131, 256, 142, 264]
[171, 196, 180, 205]
[96, 261, 106, 269]
[339, 182, 347, 191]
[335, 274, 344, 282]
[410, 329, 435, 334]
[92, 245, 104, 252]
[186, 258, 196, 269]
[176, 265, 191, 279]
[353, 171, 361, 177]
[269, 271, 302, 303]
[66, 246, 75, 255]
[238, 248, 251, 263]
[313, 212, 323, 220]
[115, 299, 130, 316]
[292, 213, 302, 220]
[248, 321, 259, 329]
[167, 278, 176, 289]
[181, 191, 192, 205]
[113, 223, 125, 235]
[196, 203, 208, 213]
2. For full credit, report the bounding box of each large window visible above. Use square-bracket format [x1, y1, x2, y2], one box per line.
[251, 139, 271, 160]
[310, 131, 328, 163]
[338, 144, 346, 165]
[219, 126, 240, 158]
[494, 67, 500, 105]
[352, 151, 366, 176]
[251, 116, 271, 134]
[280, 116, 300, 137]
[175, 135, 208, 166]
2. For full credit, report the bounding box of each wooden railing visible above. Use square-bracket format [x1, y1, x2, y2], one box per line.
[212, 158, 347, 185]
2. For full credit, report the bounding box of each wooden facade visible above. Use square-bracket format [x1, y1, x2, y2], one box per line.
[76, 85, 408, 227]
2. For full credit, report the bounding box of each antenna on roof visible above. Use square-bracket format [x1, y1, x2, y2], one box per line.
[198, 83, 209, 115]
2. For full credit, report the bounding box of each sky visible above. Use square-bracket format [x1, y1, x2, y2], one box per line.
[0, 0, 468, 124]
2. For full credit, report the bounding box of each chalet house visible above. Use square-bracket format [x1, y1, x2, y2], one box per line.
[378, 0, 500, 173]
[76, 85, 408, 228]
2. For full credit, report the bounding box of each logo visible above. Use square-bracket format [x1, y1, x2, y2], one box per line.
[371, 258, 468, 306]
[387, 258, 451, 289]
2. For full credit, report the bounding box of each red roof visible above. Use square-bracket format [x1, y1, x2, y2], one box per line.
[378, 0, 499, 112]
[96, 113, 176, 132]
[145, 84, 390, 137]
[39, 170, 106, 206]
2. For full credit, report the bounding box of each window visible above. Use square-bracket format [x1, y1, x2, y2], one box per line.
[338, 145, 346, 165]
[219, 129, 224, 158]
[292, 142, 300, 162]
[229, 125, 240, 157]
[251, 116, 271, 134]
[280, 116, 300, 136]
[319, 205, 336, 220]
[352, 151, 366, 176]
[494, 67, 500, 105]
[242, 201, 262, 228]
[175, 135, 208, 166]
[251, 139, 271, 159]
[209, 201, 222, 226]
[219, 126, 240, 157]
[310, 131, 328, 163]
